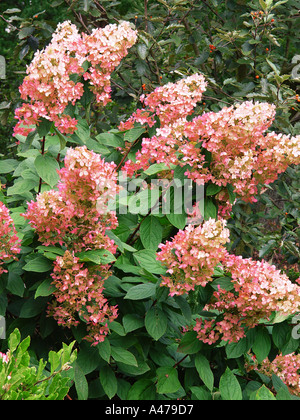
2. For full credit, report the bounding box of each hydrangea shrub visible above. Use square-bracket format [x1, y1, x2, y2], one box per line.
[0, 18, 299, 401]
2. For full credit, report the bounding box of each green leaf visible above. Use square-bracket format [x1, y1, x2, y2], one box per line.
[8, 328, 21, 353]
[124, 126, 146, 143]
[204, 198, 217, 220]
[36, 118, 53, 137]
[272, 374, 292, 400]
[127, 379, 155, 400]
[133, 249, 166, 274]
[166, 212, 187, 230]
[211, 277, 234, 292]
[190, 386, 212, 400]
[74, 363, 89, 400]
[253, 385, 276, 400]
[122, 314, 144, 333]
[174, 295, 192, 323]
[18, 26, 34, 40]
[23, 256, 53, 273]
[49, 351, 60, 375]
[137, 43, 148, 60]
[272, 322, 290, 349]
[225, 338, 248, 359]
[206, 184, 222, 196]
[111, 347, 138, 367]
[140, 216, 163, 250]
[7, 272, 25, 297]
[35, 278, 56, 298]
[75, 118, 90, 143]
[219, 368, 242, 400]
[0, 159, 18, 174]
[177, 331, 202, 354]
[259, 240, 277, 258]
[97, 338, 111, 363]
[76, 249, 116, 265]
[7, 179, 37, 197]
[259, 0, 268, 11]
[252, 328, 271, 363]
[156, 367, 181, 394]
[34, 154, 60, 187]
[144, 163, 174, 176]
[96, 132, 124, 148]
[19, 296, 48, 318]
[195, 354, 214, 391]
[145, 306, 168, 340]
[124, 282, 156, 300]
[100, 366, 117, 399]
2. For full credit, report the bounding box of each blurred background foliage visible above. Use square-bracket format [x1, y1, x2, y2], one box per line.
[0, 0, 299, 276]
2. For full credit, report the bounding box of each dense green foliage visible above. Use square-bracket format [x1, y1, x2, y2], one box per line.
[0, 0, 299, 401]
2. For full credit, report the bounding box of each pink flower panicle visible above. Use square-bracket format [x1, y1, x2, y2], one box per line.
[48, 250, 118, 345]
[24, 146, 119, 345]
[121, 81, 299, 205]
[194, 254, 300, 344]
[140, 73, 207, 126]
[121, 74, 207, 176]
[246, 353, 300, 397]
[156, 218, 230, 296]
[0, 202, 21, 276]
[24, 146, 118, 252]
[14, 21, 137, 137]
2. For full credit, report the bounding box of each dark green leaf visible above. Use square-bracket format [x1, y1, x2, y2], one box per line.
[252, 328, 271, 363]
[195, 354, 214, 391]
[100, 366, 117, 399]
[145, 306, 168, 340]
[177, 331, 202, 354]
[74, 363, 89, 401]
